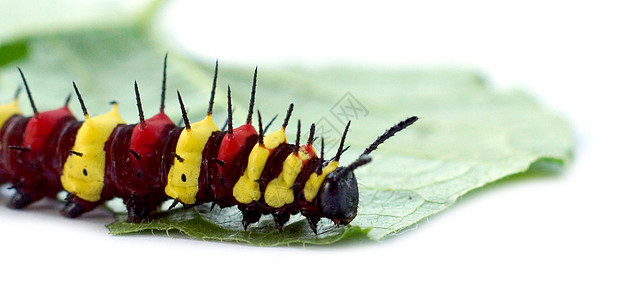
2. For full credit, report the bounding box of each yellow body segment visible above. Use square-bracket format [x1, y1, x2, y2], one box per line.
[264, 151, 312, 208]
[61, 104, 125, 202]
[233, 129, 287, 204]
[0, 100, 22, 127]
[303, 160, 339, 201]
[165, 116, 219, 205]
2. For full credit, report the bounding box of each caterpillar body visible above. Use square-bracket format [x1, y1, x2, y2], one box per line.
[0, 57, 418, 233]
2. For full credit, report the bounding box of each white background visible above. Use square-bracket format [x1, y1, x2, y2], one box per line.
[1, 1, 620, 299]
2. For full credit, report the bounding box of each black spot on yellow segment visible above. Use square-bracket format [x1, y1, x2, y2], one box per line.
[181, 173, 187, 182]
[82, 168, 88, 176]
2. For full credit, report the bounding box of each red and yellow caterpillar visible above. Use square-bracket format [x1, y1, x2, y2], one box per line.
[0, 56, 418, 233]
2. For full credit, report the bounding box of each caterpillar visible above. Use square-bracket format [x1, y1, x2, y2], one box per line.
[0, 56, 418, 233]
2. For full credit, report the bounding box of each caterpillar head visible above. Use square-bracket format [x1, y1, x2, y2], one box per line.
[317, 156, 371, 225]
[315, 115, 419, 225]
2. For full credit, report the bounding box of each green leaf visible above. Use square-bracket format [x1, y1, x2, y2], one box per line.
[0, 39, 28, 68]
[0, 1, 572, 246]
[107, 207, 371, 246]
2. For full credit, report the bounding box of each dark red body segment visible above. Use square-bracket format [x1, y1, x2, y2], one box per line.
[49, 121, 82, 181]
[197, 130, 225, 206]
[124, 113, 178, 221]
[0, 115, 30, 184]
[0, 107, 79, 208]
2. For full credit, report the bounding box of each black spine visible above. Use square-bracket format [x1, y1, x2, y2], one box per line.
[227, 85, 233, 134]
[335, 155, 372, 179]
[320, 137, 325, 161]
[247, 66, 257, 124]
[13, 86, 22, 100]
[18, 67, 38, 115]
[160, 52, 168, 113]
[64, 93, 72, 107]
[177, 90, 191, 130]
[264, 114, 278, 132]
[361, 116, 418, 157]
[72, 82, 89, 118]
[135, 81, 145, 128]
[334, 120, 351, 162]
[282, 103, 294, 129]
[207, 60, 218, 116]
[295, 120, 301, 152]
[307, 123, 315, 145]
[257, 110, 264, 146]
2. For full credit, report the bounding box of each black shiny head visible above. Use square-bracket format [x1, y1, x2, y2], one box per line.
[317, 155, 372, 225]
[316, 115, 419, 226]
[317, 167, 360, 225]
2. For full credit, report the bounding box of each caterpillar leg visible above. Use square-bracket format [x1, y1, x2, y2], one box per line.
[306, 216, 320, 235]
[6, 182, 48, 209]
[240, 204, 261, 230]
[61, 194, 102, 218]
[7, 192, 38, 209]
[240, 210, 291, 232]
[125, 194, 163, 223]
[126, 202, 151, 223]
[272, 210, 290, 233]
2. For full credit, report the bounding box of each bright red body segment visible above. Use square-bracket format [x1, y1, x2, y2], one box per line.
[129, 112, 175, 161]
[23, 107, 74, 152]
[217, 123, 257, 169]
